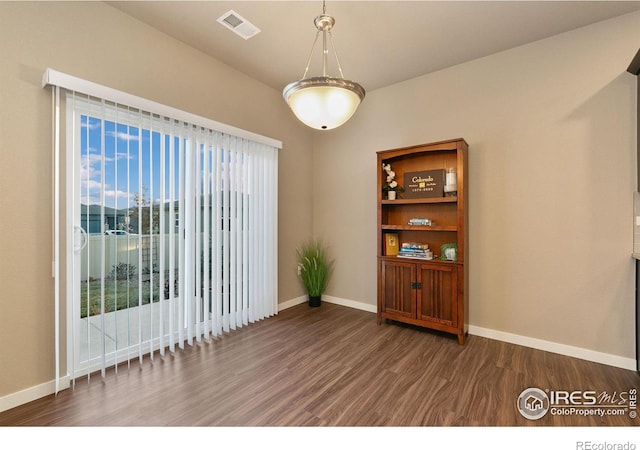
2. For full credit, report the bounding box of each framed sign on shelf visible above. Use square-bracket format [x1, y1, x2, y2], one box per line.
[403, 169, 445, 198]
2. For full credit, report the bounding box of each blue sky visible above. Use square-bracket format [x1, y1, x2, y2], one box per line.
[80, 114, 239, 217]
[81, 115, 171, 209]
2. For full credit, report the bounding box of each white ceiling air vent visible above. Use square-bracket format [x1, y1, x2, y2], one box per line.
[217, 10, 261, 40]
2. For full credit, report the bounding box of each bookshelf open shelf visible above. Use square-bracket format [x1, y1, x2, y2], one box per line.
[381, 224, 458, 232]
[377, 138, 468, 344]
[381, 197, 457, 205]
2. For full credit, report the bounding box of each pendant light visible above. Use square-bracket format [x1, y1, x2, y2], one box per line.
[283, 1, 365, 130]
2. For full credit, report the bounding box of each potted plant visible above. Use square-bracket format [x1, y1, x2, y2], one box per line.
[382, 163, 404, 200]
[296, 237, 335, 307]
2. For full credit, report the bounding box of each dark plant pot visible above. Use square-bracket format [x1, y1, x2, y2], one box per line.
[308, 295, 321, 307]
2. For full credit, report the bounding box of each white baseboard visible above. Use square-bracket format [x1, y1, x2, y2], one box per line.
[278, 295, 308, 311]
[278, 294, 377, 314]
[468, 325, 636, 371]
[0, 376, 70, 414]
[322, 295, 378, 313]
[279, 295, 636, 371]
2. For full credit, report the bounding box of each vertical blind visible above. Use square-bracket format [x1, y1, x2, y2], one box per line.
[44, 69, 280, 389]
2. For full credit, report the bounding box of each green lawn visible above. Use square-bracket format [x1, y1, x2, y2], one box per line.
[79, 278, 161, 318]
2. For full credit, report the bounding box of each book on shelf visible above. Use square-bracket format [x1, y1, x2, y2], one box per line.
[399, 248, 428, 254]
[408, 218, 434, 226]
[401, 242, 429, 250]
[384, 233, 399, 256]
[398, 242, 433, 259]
[397, 252, 434, 260]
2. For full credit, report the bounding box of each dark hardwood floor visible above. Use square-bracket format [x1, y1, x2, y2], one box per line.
[1, 302, 638, 427]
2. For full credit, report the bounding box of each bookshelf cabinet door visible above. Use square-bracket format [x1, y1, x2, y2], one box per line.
[380, 260, 416, 319]
[417, 263, 458, 327]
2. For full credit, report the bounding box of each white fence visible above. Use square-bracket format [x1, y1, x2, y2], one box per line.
[81, 234, 180, 280]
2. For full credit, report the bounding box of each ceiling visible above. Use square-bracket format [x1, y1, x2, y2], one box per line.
[108, 1, 640, 93]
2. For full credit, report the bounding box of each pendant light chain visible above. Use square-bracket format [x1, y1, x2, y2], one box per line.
[301, 0, 347, 80]
[321, 0, 328, 76]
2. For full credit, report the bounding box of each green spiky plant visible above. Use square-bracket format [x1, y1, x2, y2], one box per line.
[296, 238, 335, 297]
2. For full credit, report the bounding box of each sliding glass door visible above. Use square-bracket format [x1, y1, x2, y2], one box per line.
[66, 93, 278, 381]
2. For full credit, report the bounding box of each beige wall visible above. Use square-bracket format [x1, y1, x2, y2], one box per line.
[313, 11, 640, 359]
[0, 2, 313, 398]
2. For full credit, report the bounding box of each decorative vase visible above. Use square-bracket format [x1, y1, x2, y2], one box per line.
[444, 167, 458, 197]
[308, 295, 321, 307]
[387, 190, 396, 200]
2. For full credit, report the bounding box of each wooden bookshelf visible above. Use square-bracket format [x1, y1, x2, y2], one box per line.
[377, 138, 468, 344]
